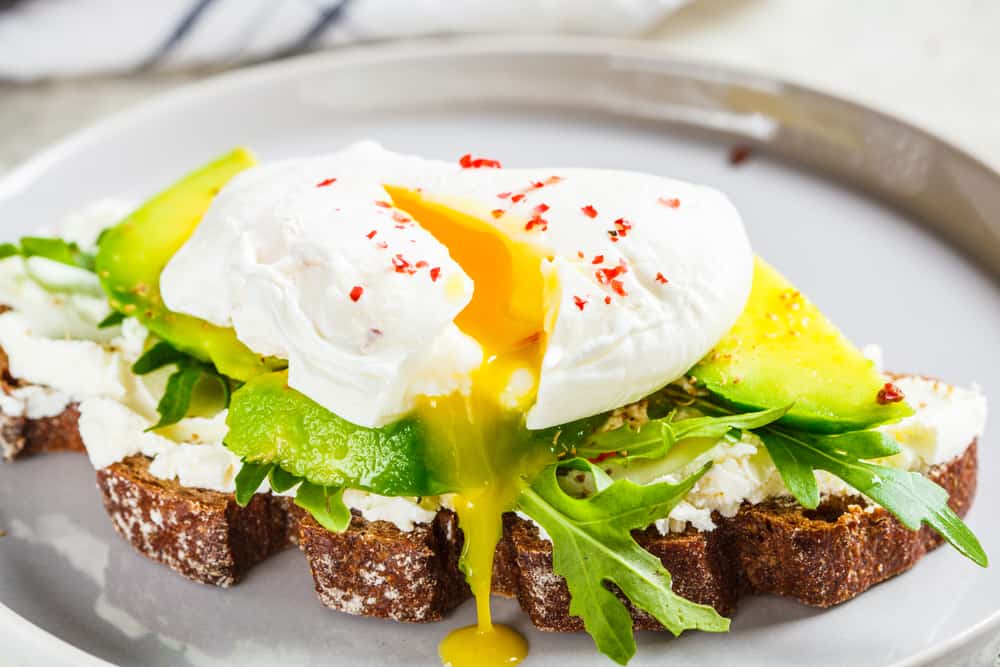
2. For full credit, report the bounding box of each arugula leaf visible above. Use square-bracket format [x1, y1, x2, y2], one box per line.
[809, 429, 901, 459]
[760, 429, 987, 567]
[97, 311, 126, 329]
[269, 466, 301, 493]
[581, 404, 790, 461]
[295, 481, 351, 533]
[18, 237, 95, 272]
[132, 341, 189, 375]
[234, 461, 273, 506]
[147, 363, 203, 431]
[516, 459, 729, 664]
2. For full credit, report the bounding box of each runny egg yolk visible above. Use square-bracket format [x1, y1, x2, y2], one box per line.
[386, 186, 556, 667]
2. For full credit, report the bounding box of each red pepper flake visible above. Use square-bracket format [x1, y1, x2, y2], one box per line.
[525, 215, 548, 232]
[610, 279, 628, 297]
[604, 296, 612, 305]
[375, 200, 392, 208]
[613, 218, 632, 238]
[658, 197, 681, 209]
[588, 451, 616, 464]
[595, 261, 627, 285]
[316, 177, 337, 188]
[577, 250, 585, 259]
[429, 267, 441, 282]
[511, 193, 525, 203]
[581, 205, 598, 218]
[655, 272, 669, 284]
[497, 191, 512, 199]
[530, 180, 545, 189]
[573, 295, 588, 311]
[375, 241, 388, 249]
[876, 382, 906, 405]
[591, 254, 604, 265]
[365, 230, 377, 240]
[544, 175, 563, 185]
[392, 254, 416, 274]
[392, 211, 411, 224]
[459, 153, 502, 169]
[349, 286, 364, 302]
[415, 260, 429, 269]
[491, 209, 505, 219]
[728, 145, 753, 166]
[534, 203, 550, 214]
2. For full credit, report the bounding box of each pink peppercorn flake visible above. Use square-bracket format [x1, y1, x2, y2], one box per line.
[604, 296, 612, 305]
[375, 200, 392, 208]
[591, 254, 604, 265]
[429, 267, 441, 282]
[573, 296, 587, 311]
[658, 197, 681, 209]
[316, 178, 337, 188]
[534, 203, 550, 214]
[655, 272, 669, 284]
[581, 205, 598, 218]
[459, 154, 502, 169]
[366, 230, 377, 240]
[497, 191, 512, 199]
[511, 193, 525, 203]
[349, 286, 364, 302]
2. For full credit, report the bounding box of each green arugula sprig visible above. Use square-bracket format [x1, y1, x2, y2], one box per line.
[0, 237, 96, 272]
[516, 458, 729, 664]
[131, 341, 232, 430]
[759, 428, 986, 565]
[233, 461, 351, 533]
[578, 404, 791, 462]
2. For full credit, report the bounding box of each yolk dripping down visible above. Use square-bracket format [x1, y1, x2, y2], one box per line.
[386, 186, 556, 667]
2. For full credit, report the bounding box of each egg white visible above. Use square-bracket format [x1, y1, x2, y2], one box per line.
[161, 141, 753, 429]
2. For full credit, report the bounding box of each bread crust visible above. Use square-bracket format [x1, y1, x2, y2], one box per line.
[96, 456, 295, 587]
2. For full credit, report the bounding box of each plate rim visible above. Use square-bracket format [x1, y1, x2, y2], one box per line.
[0, 35, 996, 667]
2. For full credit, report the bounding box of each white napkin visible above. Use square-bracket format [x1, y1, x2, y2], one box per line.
[0, 0, 688, 81]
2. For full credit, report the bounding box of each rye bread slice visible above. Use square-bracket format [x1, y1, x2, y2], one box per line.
[296, 441, 977, 630]
[0, 346, 86, 461]
[96, 455, 295, 587]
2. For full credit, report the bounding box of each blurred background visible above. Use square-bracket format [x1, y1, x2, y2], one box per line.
[1, 0, 999, 176]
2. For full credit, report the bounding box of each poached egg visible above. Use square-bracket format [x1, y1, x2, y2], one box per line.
[161, 141, 753, 432]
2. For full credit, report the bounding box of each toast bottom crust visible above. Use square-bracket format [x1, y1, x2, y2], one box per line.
[96, 457, 296, 587]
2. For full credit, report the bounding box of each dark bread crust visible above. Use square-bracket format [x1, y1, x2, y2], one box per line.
[296, 507, 470, 622]
[96, 456, 295, 587]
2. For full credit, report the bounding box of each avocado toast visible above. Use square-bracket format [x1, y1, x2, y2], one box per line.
[0, 146, 988, 666]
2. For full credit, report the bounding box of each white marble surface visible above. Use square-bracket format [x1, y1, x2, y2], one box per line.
[1, 0, 999, 174]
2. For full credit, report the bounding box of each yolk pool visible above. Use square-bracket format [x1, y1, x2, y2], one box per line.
[387, 187, 555, 667]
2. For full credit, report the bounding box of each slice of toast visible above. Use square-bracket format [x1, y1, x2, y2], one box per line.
[0, 347, 85, 461]
[96, 456, 296, 587]
[294, 440, 977, 627]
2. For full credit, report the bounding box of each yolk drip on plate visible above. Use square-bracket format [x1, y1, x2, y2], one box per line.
[387, 187, 556, 667]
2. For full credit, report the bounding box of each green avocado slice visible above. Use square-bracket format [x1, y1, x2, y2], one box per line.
[226, 371, 447, 496]
[691, 258, 913, 434]
[95, 148, 281, 381]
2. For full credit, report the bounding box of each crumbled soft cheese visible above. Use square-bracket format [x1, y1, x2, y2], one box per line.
[341, 490, 439, 531]
[79, 397, 243, 493]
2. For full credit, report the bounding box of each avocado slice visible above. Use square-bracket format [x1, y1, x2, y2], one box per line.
[226, 371, 447, 496]
[95, 149, 281, 381]
[691, 258, 913, 433]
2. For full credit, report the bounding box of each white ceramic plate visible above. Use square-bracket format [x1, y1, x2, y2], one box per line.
[0, 37, 998, 667]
